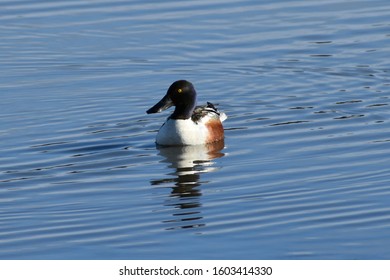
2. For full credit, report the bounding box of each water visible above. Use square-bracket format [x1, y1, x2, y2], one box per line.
[1, 0, 390, 259]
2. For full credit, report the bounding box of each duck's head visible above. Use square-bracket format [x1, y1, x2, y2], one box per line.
[146, 80, 197, 119]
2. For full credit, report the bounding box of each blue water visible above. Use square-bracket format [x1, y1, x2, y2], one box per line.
[1, 0, 390, 259]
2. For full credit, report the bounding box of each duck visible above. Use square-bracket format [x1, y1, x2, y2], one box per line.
[146, 80, 227, 146]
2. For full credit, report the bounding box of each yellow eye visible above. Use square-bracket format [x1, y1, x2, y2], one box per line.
[178, 88, 182, 93]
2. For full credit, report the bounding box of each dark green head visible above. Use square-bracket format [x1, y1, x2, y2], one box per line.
[146, 80, 197, 119]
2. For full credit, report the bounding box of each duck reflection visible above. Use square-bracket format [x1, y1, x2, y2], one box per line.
[150, 140, 225, 230]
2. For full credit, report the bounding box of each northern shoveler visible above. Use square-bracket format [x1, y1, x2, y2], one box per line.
[146, 80, 227, 146]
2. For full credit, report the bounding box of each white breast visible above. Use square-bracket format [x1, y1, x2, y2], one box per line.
[156, 119, 209, 146]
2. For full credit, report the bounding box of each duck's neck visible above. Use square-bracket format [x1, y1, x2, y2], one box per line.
[170, 103, 195, 120]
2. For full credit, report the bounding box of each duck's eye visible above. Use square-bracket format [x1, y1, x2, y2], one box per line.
[178, 88, 182, 93]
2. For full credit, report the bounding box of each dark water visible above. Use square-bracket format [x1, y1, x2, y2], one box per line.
[1, 0, 390, 259]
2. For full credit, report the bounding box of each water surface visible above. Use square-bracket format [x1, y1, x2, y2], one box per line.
[1, 0, 390, 259]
